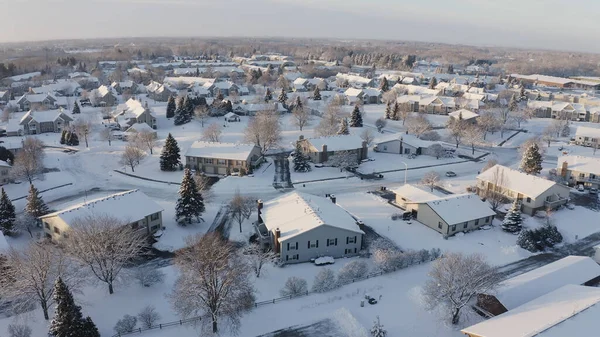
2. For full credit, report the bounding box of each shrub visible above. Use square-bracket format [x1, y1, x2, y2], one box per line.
[337, 260, 369, 284]
[134, 265, 166, 287]
[138, 305, 161, 329]
[517, 225, 563, 252]
[312, 268, 338, 293]
[8, 324, 31, 337]
[114, 314, 137, 334]
[280, 276, 308, 297]
[420, 130, 441, 141]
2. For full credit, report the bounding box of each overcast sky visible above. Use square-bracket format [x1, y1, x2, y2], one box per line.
[2, 0, 598, 53]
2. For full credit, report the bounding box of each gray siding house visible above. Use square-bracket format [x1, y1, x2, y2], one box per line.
[185, 141, 263, 175]
[255, 192, 364, 264]
[19, 109, 73, 135]
[558, 155, 600, 189]
[15, 93, 57, 111]
[298, 135, 368, 164]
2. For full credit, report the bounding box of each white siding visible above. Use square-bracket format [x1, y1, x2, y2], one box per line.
[278, 225, 362, 264]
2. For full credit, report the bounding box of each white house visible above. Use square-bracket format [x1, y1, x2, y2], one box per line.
[373, 133, 442, 157]
[558, 155, 600, 188]
[255, 192, 364, 264]
[224, 112, 240, 122]
[574, 126, 600, 147]
[39, 190, 164, 242]
[448, 108, 479, 123]
[477, 165, 570, 215]
[112, 98, 157, 129]
[394, 184, 438, 208]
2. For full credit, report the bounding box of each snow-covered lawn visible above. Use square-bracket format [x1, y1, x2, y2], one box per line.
[522, 205, 600, 243]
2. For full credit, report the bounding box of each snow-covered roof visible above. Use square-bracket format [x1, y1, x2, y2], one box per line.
[126, 123, 155, 133]
[394, 84, 439, 96]
[18, 93, 55, 104]
[422, 193, 495, 225]
[449, 109, 479, 120]
[559, 155, 600, 176]
[575, 126, 600, 138]
[492, 256, 600, 311]
[335, 73, 372, 85]
[394, 184, 438, 203]
[261, 191, 364, 241]
[6, 72, 41, 82]
[97, 85, 117, 97]
[224, 112, 238, 119]
[396, 95, 421, 104]
[20, 109, 73, 124]
[511, 73, 600, 87]
[344, 87, 363, 97]
[40, 190, 163, 226]
[477, 165, 560, 199]
[363, 88, 381, 97]
[528, 100, 553, 109]
[374, 133, 438, 149]
[163, 76, 214, 87]
[306, 135, 365, 152]
[235, 103, 287, 113]
[462, 285, 600, 337]
[185, 141, 258, 161]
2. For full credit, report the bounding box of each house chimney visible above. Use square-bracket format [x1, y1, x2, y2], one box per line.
[330, 194, 336, 204]
[257, 199, 263, 219]
[560, 161, 568, 177]
[321, 144, 328, 162]
[274, 228, 281, 254]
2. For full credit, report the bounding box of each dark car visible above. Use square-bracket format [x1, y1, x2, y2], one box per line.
[368, 297, 378, 305]
[445, 171, 457, 177]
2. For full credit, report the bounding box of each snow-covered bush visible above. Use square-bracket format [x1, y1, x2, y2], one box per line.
[372, 242, 441, 272]
[138, 305, 161, 329]
[8, 324, 31, 337]
[134, 265, 165, 287]
[420, 130, 441, 141]
[517, 225, 563, 252]
[114, 314, 137, 334]
[312, 268, 338, 293]
[337, 260, 369, 284]
[370, 316, 387, 337]
[280, 276, 308, 297]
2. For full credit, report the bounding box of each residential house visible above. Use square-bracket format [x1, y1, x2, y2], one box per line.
[19, 109, 73, 135]
[418, 95, 454, 114]
[254, 192, 364, 264]
[292, 78, 310, 92]
[463, 285, 600, 337]
[112, 98, 157, 129]
[15, 93, 57, 111]
[476, 165, 570, 215]
[146, 81, 176, 102]
[558, 155, 600, 188]
[511, 73, 600, 90]
[373, 134, 441, 157]
[297, 135, 368, 164]
[574, 126, 600, 147]
[343, 87, 381, 105]
[233, 102, 287, 116]
[91, 85, 118, 107]
[5, 118, 24, 137]
[31, 80, 81, 97]
[590, 107, 600, 123]
[39, 189, 164, 242]
[207, 81, 238, 97]
[185, 141, 263, 175]
[111, 81, 138, 95]
[125, 123, 157, 139]
[224, 112, 240, 122]
[0, 141, 23, 155]
[449, 109, 479, 124]
[335, 73, 374, 88]
[393, 84, 440, 96]
[0, 160, 11, 185]
[393, 184, 438, 208]
[526, 100, 587, 120]
[475, 256, 600, 317]
[403, 193, 495, 237]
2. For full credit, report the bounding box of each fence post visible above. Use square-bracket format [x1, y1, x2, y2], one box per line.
[273, 298, 275, 303]
[159, 324, 162, 329]
[180, 320, 182, 325]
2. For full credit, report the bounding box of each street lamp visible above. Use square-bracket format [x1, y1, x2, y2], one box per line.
[401, 161, 408, 185]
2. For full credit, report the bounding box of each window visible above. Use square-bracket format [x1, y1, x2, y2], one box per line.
[327, 238, 337, 246]
[591, 174, 597, 179]
[150, 213, 160, 221]
[485, 216, 490, 223]
[44, 222, 50, 229]
[217, 159, 226, 165]
[404, 148, 411, 154]
[451, 225, 456, 232]
[383, 145, 388, 151]
[53, 227, 60, 234]
[463, 222, 468, 229]
[345, 249, 355, 254]
[131, 222, 139, 229]
[287, 242, 298, 251]
[474, 220, 479, 226]
[286, 254, 299, 261]
[308, 240, 318, 248]
[438, 222, 442, 229]
[526, 197, 531, 203]
[204, 158, 213, 164]
[347, 236, 356, 244]
[579, 173, 585, 178]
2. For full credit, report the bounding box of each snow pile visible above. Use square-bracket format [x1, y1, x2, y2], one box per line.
[314, 256, 335, 265]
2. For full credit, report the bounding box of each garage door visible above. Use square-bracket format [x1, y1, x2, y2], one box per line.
[217, 167, 227, 175]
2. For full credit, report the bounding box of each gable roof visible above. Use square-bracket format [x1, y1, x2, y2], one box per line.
[449, 108, 479, 120]
[97, 85, 117, 97]
[40, 190, 163, 226]
[559, 155, 600, 176]
[374, 133, 439, 149]
[575, 126, 600, 138]
[126, 123, 155, 133]
[306, 135, 365, 152]
[17, 93, 55, 104]
[477, 165, 560, 199]
[261, 191, 364, 241]
[20, 109, 73, 124]
[394, 184, 438, 203]
[185, 141, 259, 161]
[492, 256, 600, 311]
[421, 193, 495, 225]
[344, 87, 364, 97]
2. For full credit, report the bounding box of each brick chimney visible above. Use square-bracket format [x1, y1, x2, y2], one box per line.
[257, 199, 263, 220]
[322, 144, 328, 162]
[274, 228, 281, 253]
[560, 161, 568, 177]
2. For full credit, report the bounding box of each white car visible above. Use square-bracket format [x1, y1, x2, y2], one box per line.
[577, 185, 585, 192]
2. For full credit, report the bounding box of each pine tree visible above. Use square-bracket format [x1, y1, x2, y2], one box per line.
[501, 200, 523, 233]
[82, 317, 100, 337]
[60, 130, 67, 145]
[264, 88, 272, 102]
[160, 133, 181, 171]
[72, 102, 81, 114]
[293, 142, 311, 173]
[337, 118, 350, 135]
[392, 102, 400, 121]
[428, 77, 438, 89]
[520, 85, 526, 100]
[66, 131, 79, 146]
[349, 104, 363, 127]
[0, 188, 16, 235]
[509, 95, 518, 111]
[313, 87, 321, 100]
[183, 95, 194, 119]
[166, 96, 176, 118]
[384, 102, 392, 119]
[379, 77, 389, 92]
[175, 168, 205, 225]
[520, 142, 543, 175]
[49, 278, 84, 337]
[278, 88, 288, 104]
[295, 96, 303, 109]
[370, 316, 387, 337]
[25, 184, 49, 219]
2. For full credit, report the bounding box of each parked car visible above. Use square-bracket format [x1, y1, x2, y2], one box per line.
[367, 297, 378, 305]
[79, 98, 92, 107]
[445, 171, 457, 177]
[314, 163, 324, 168]
[577, 185, 585, 192]
[590, 188, 598, 195]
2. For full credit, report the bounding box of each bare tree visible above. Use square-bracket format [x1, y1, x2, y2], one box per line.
[292, 106, 311, 131]
[422, 252, 501, 324]
[229, 189, 254, 233]
[477, 110, 500, 140]
[131, 130, 157, 154]
[242, 243, 277, 278]
[138, 305, 161, 329]
[463, 125, 484, 155]
[280, 277, 308, 297]
[8, 324, 32, 337]
[483, 165, 510, 211]
[194, 174, 214, 202]
[398, 109, 411, 126]
[541, 125, 556, 147]
[375, 117, 387, 132]
[511, 109, 530, 129]
[169, 233, 255, 334]
[446, 118, 467, 148]
[360, 128, 376, 146]
[315, 101, 343, 137]
[201, 123, 223, 142]
[72, 118, 93, 148]
[421, 171, 440, 192]
[406, 115, 432, 138]
[11, 137, 45, 184]
[65, 215, 148, 294]
[244, 109, 281, 152]
[100, 127, 116, 146]
[120, 145, 146, 172]
[194, 105, 209, 127]
[481, 159, 498, 172]
[0, 243, 83, 320]
[427, 144, 445, 159]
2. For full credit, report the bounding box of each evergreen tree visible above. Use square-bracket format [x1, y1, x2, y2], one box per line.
[160, 133, 181, 171]
[428, 77, 438, 89]
[379, 77, 389, 92]
[166, 96, 176, 118]
[520, 142, 543, 175]
[370, 316, 387, 337]
[25, 184, 49, 219]
[0, 188, 16, 235]
[82, 317, 100, 337]
[264, 88, 272, 102]
[501, 200, 523, 233]
[313, 87, 321, 100]
[509, 95, 518, 111]
[293, 142, 311, 173]
[59, 130, 67, 145]
[72, 102, 81, 114]
[392, 102, 400, 121]
[66, 131, 79, 146]
[349, 104, 363, 127]
[175, 168, 205, 225]
[384, 102, 392, 119]
[224, 100, 233, 112]
[49, 278, 84, 337]
[0, 146, 14, 164]
[278, 88, 288, 104]
[337, 118, 350, 135]
[183, 95, 194, 119]
[520, 85, 526, 100]
[294, 96, 303, 109]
